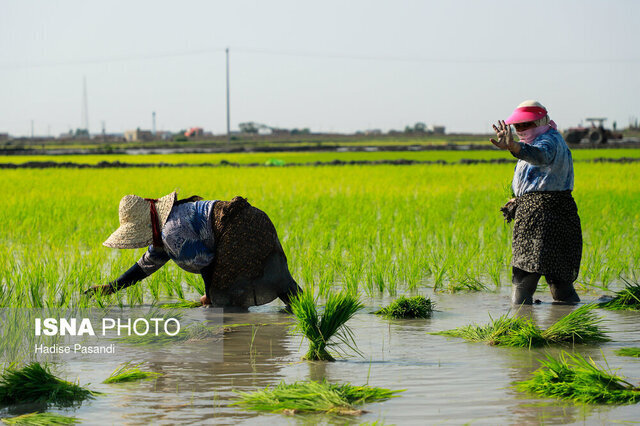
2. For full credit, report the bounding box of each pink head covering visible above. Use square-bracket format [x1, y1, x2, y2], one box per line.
[505, 100, 548, 124]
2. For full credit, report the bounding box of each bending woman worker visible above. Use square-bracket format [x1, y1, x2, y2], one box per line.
[491, 100, 582, 305]
[86, 193, 301, 308]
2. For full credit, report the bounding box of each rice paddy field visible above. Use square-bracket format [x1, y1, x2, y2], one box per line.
[1, 148, 640, 424]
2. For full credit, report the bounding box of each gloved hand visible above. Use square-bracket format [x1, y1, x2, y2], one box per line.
[83, 283, 115, 297]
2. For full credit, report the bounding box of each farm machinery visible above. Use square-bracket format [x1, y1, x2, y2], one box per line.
[563, 118, 622, 144]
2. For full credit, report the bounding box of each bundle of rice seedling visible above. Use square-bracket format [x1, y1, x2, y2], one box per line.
[541, 305, 609, 344]
[433, 312, 545, 348]
[433, 305, 608, 348]
[516, 352, 640, 404]
[290, 291, 363, 361]
[0, 363, 97, 406]
[615, 347, 640, 357]
[1, 412, 79, 425]
[119, 322, 222, 345]
[233, 380, 401, 415]
[375, 295, 434, 319]
[102, 362, 163, 384]
[599, 280, 640, 310]
[158, 300, 202, 309]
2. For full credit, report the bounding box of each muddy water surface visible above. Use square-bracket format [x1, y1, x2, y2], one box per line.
[12, 289, 640, 425]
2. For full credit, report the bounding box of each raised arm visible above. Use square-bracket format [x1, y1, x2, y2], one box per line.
[85, 246, 170, 296]
[510, 137, 557, 165]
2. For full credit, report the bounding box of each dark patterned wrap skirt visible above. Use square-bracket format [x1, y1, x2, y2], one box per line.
[203, 196, 298, 307]
[510, 190, 582, 283]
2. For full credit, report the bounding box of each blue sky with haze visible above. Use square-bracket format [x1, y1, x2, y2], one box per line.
[1, 0, 638, 136]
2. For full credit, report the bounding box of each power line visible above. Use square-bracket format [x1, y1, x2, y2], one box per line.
[0, 46, 638, 71]
[0, 47, 226, 70]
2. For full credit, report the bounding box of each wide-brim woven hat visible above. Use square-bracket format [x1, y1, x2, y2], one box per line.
[103, 191, 177, 249]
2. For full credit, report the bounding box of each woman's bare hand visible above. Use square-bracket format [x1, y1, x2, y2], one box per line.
[490, 120, 518, 152]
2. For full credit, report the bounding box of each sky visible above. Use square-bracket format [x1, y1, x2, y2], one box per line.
[1, 0, 638, 136]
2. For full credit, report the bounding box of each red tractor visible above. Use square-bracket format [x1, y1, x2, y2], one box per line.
[564, 118, 622, 144]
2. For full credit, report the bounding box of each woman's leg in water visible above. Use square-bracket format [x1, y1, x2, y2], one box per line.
[512, 266, 541, 305]
[546, 274, 580, 304]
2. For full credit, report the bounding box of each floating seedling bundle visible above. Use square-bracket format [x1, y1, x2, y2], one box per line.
[516, 352, 640, 404]
[0, 363, 98, 407]
[598, 280, 640, 310]
[233, 380, 401, 415]
[433, 305, 609, 347]
[290, 291, 363, 361]
[0, 412, 79, 425]
[615, 348, 640, 358]
[375, 295, 434, 319]
[103, 362, 163, 384]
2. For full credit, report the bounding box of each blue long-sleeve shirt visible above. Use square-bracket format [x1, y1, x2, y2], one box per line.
[511, 128, 574, 197]
[137, 200, 217, 275]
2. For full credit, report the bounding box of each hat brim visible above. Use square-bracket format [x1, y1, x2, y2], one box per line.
[505, 107, 547, 124]
[103, 191, 177, 249]
[103, 222, 153, 249]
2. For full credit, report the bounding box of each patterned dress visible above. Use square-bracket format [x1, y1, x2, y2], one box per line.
[508, 128, 582, 283]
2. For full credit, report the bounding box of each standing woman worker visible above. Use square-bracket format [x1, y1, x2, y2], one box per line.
[491, 100, 582, 305]
[86, 193, 301, 309]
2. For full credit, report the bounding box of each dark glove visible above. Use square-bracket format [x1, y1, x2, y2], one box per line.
[83, 284, 115, 296]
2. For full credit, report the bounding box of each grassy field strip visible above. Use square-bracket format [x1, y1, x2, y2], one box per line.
[1, 148, 640, 165]
[1, 163, 638, 310]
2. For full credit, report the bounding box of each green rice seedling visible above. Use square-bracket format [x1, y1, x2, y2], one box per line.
[433, 312, 545, 348]
[0, 363, 98, 406]
[446, 275, 489, 293]
[158, 299, 202, 309]
[433, 306, 608, 348]
[1, 412, 79, 425]
[599, 279, 640, 310]
[515, 352, 640, 404]
[290, 291, 363, 361]
[102, 361, 163, 384]
[615, 347, 640, 357]
[119, 322, 221, 345]
[541, 305, 609, 344]
[375, 295, 434, 319]
[233, 380, 401, 415]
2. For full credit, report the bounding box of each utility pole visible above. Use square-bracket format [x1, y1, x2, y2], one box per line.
[152, 111, 157, 137]
[226, 47, 231, 145]
[82, 76, 90, 135]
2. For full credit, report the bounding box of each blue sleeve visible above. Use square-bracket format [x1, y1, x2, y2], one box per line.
[136, 245, 170, 275]
[511, 138, 557, 166]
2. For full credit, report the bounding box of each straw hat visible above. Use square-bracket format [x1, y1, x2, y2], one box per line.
[103, 192, 177, 249]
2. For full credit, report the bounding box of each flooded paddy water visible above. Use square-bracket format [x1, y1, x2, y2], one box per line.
[7, 288, 638, 425]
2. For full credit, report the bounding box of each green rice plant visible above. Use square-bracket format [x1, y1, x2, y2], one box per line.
[374, 295, 434, 319]
[1, 412, 79, 425]
[433, 312, 545, 348]
[541, 305, 609, 344]
[158, 299, 202, 309]
[290, 291, 363, 361]
[598, 279, 640, 310]
[0, 363, 98, 406]
[433, 305, 608, 348]
[102, 361, 163, 384]
[233, 380, 401, 415]
[2, 159, 640, 309]
[615, 347, 640, 357]
[515, 352, 640, 404]
[119, 322, 221, 345]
